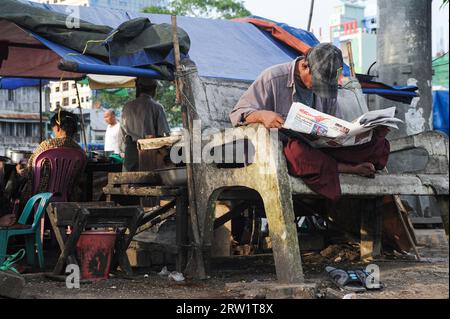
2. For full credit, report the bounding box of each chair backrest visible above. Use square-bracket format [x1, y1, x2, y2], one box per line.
[18, 192, 53, 229]
[32, 148, 87, 202]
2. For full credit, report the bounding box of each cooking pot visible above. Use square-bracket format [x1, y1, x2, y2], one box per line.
[7, 150, 33, 164]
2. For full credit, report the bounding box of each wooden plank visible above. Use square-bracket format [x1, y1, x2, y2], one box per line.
[137, 136, 181, 151]
[107, 172, 161, 185]
[290, 174, 440, 196]
[214, 202, 248, 229]
[103, 185, 182, 197]
[176, 191, 188, 272]
[140, 200, 176, 226]
[112, 208, 144, 276]
[53, 209, 89, 275]
[49, 202, 115, 226]
[360, 199, 383, 262]
[46, 205, 66, 252]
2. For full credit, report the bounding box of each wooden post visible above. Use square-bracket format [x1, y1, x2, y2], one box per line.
[360, 199, 383, 262]
[346, 41, 356, 77]
[171, 15, 206, 279]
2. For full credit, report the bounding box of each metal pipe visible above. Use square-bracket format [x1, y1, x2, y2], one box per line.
[75, 82, 88, 153]
[39, 79, 43, 142]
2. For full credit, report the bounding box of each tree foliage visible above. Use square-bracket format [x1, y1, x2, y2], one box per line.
[143, 0, 251, 19]
[95, 89, 136, 111]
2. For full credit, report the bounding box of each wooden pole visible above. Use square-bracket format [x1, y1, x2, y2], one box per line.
[171, 15, 206, 279]
[383, 168, 420, 261]
[307, 0, 315, 32]
[346, 41, 356, 77]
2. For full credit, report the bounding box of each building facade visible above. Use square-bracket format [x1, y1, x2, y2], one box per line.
[329, 2, 377, 75]
[0, 86, 50, 156]
[48, 81, 92, 111]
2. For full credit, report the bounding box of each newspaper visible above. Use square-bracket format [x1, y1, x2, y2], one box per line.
[282, 103, 403, 148]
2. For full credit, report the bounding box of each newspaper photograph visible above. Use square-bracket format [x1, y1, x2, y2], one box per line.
[282, 102, 403, 148]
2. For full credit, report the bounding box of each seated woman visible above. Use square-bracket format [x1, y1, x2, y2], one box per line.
[0, 109, 84, 225]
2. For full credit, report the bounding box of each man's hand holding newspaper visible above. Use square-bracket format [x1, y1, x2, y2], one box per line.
[282, 103, 403, 148]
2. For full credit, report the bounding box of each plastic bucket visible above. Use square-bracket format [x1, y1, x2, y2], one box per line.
[76, 230, 117, 281]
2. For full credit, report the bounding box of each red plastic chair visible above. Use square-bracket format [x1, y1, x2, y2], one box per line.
[32, 147, 87, 202]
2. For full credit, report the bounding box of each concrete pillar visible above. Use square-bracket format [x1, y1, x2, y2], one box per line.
[377, 0, 433, 139]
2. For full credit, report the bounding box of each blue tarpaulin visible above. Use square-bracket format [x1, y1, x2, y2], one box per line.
[14, 1, 300, 82]
[2, 0, 419, 101]
[0, 78, 48, 89]
[30, 32, 163, 79]
[433, 90, 449, 135]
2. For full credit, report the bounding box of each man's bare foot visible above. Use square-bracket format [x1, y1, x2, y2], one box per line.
[338, 162, 376, 177]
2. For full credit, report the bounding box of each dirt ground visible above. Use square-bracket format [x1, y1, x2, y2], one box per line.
[16, 229, 449, 299]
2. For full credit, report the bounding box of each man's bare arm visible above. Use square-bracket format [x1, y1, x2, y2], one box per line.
[245, 110, 285, 129]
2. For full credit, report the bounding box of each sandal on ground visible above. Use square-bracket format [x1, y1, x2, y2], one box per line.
[354, 269, 385, 290]
[325, 266, 367, 293]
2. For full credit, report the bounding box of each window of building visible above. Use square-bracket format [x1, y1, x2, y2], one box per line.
[72, 83, 76, 89]
[81, 97, 84, 102]
[7, 90, 14, 101]
[56, 101, 61, 108]
[7, 123, 14, 136]
[86, 96, 90, 102]
[63, 82, 69, 91]
[16, 123, 25, 137]
[55, 86, 60, 92]
[72, 98, 77, 105]
[63, 98, 69, 106]
[26, 123, 33, 137]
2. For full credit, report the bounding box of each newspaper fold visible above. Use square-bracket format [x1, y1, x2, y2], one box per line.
[282, 103, 403, 148]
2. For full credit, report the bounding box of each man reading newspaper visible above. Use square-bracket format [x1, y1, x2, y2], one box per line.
[230, 43, 390, 201]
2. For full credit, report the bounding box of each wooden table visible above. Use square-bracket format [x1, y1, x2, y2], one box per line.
[46, 202, 144, 276]
[84, 161, 122, 202]
[103, 172, 189, 273]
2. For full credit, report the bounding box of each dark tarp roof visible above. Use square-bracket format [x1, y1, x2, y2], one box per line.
[1, 0, 300, 81]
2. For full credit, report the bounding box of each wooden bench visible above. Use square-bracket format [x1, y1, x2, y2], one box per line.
[46, 202, 144, 276]
[179, 61, 449, 283]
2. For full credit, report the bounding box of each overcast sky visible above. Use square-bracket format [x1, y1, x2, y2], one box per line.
[242, 0, 449, 55]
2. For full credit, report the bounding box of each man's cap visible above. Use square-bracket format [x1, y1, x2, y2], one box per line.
[136, 76, 158, 88]
[306, 43, 344, 99]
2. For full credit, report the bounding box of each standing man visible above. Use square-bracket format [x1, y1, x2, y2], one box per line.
[119, 77, 171, 172]
[230, 43, 390, 201]
[103, 109, 120, 154]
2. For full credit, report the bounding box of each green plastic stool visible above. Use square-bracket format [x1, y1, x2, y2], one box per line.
[0, 192, 53, 270]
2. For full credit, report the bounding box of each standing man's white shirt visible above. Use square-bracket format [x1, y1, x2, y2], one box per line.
[104, 122, 120, 154]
